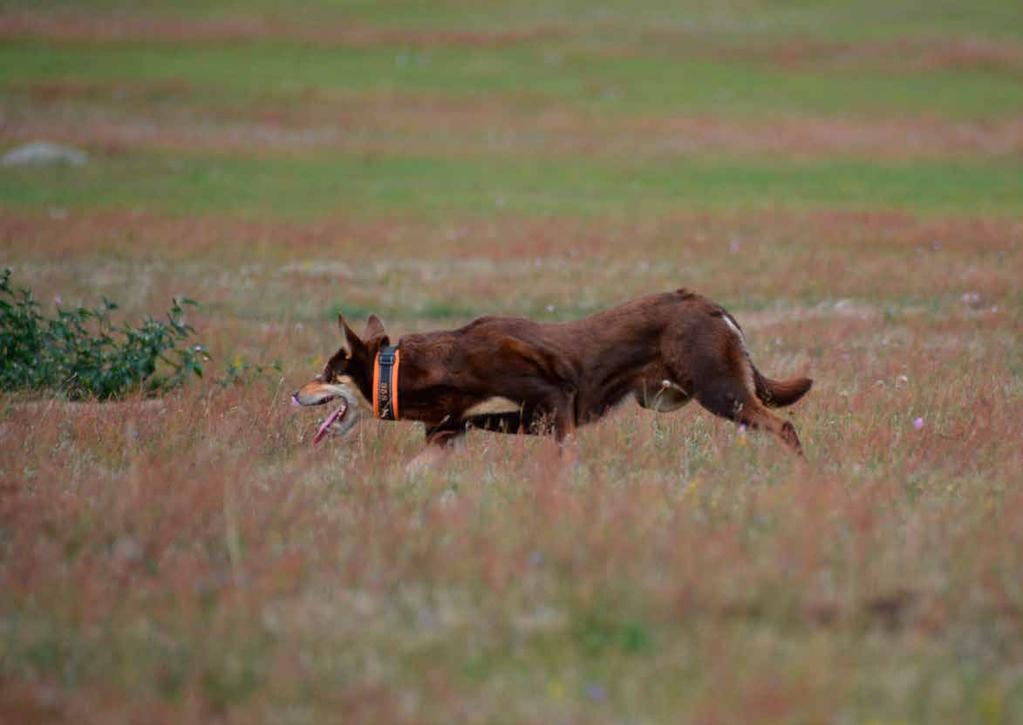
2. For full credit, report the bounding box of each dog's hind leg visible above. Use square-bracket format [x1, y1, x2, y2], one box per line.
[694, 378, 804, 455]
[735, 400, 804, 455]
[665, 309, 804, 455]
[684, 342, 803, 455]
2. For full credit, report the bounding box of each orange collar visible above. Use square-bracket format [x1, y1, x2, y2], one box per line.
[372, 346, 400, 420]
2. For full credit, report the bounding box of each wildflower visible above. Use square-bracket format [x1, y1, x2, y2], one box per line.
[586, 683, 607, 702]
[913, 417, 924, 430]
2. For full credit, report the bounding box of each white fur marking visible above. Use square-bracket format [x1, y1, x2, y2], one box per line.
[722, 315, 748, 353]
[296, 381, 368, 410]
[463, 396, 521, 418]
[636, 380, 691, 412]
[335, 376, 371, 407]
[722, 315, 756, 393]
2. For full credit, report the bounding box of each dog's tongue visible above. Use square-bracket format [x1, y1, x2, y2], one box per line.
[312, 402, 347, 446]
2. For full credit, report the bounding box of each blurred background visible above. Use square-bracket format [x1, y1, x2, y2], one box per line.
[3, 0, 1022, 339]
[3, 1, 1022, 330]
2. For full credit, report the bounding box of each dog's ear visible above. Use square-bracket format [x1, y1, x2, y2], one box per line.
[337, 314, 368, 358]
[364, 314, 389, 345]
[323, 345, 349, 378]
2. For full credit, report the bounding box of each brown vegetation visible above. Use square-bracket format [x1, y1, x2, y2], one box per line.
[8, 81, 1023, 160]
[0, 11, 560, 49]
[2, 305, 1021, 718]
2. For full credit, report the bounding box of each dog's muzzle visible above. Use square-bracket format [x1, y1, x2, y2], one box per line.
[292, 383, 362, 445]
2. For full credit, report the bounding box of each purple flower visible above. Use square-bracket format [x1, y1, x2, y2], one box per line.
[913, 417, 924, 430]
[586, 683, 607, 702]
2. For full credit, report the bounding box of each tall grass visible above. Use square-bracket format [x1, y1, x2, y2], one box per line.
[2, 309, 1021, 721]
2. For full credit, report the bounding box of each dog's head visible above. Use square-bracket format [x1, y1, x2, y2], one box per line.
[292, 313, 389, 444]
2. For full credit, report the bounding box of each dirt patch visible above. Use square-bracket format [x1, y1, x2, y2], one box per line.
[4, 207, 1019, 318]
[3, 205, 1019, 261]
[764, 35, 1023, 74]
[626, 114, 1023, 160]
[639, 29, 1023, 75]
[7, 10, 1023, 76]
[7, 88, 1023, 159]
[4, 205, 1019, 259]
[0, 10, 562, 49]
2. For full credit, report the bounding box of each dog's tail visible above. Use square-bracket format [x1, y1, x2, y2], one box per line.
[752, 367, 813, 408]
[715, 308, 813, 408]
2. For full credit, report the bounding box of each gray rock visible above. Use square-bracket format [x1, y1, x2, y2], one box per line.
[1, 141, 88, 167]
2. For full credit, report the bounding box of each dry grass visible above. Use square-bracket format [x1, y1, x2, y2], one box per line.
[3, 208, 1019, 319]
[8, 90, 1023, 159]
[3, 204, 1022, 720]
[0, 10, 561, 49]
[2, 300, 1022, 721]
[6, 10, 1023, 77]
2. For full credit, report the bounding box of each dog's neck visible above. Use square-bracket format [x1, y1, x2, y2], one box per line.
[372, 345, 401, 420]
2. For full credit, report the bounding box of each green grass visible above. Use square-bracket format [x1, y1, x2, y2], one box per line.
[5, 39, 1023, 119]
[5, 0, 1023, 40]
[3, 151, 1022, 217]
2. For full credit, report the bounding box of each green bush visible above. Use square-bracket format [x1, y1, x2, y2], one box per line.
[216, 356, 282, 388]
[0, 269, 208, 400]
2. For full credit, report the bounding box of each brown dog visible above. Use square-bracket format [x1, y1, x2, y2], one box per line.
[292, 289, 812, 456]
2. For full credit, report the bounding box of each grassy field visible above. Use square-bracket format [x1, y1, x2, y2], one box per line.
[2, 1, 1023, 722]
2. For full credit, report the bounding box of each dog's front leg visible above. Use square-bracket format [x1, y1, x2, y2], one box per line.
[405, 427, 463, 475]
[549, 388, 581, 466]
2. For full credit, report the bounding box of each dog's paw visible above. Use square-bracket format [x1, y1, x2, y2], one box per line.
[405, 446, 451, 477]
